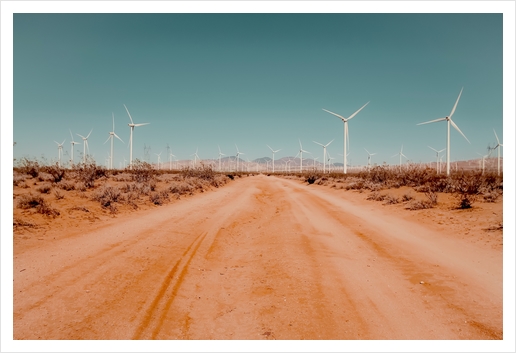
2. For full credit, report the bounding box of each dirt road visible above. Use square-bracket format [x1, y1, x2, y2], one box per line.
[13, 175, 502, 340]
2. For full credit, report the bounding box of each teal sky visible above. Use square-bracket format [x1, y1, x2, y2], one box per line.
[10, 12, 507, 168]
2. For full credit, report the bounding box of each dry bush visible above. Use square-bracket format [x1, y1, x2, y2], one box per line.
[54, 189, 65, 200]
[36, 183, 52, 194]
[16, 157, 40, 178]
[42, 164, 66, 183]
[383, 195, 400, 205]
[402, 193, 414, 202]
[17, 193, 60, 217]
[92, 185, 121, 208]
[150, 190, 169, 205]
[14, 218, 37, 228]
[56, 180, 75, 191]
[72, 163, 107, 188]
[37, 172, 53, 182]
[305, 172, 322, 185]
[366, 191, 386, 201]
[131, 160, 156, 183]
[70, 206, 89, 213]
[346, 180, 365, 190]
[13, 172, 28, 186]
[406, 191, 438, 210]
[482, 189, 501, 203]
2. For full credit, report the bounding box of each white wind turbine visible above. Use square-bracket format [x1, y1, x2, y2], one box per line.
[76, 129, 93, 164]
[155, 151, 162, 170]
[124, 104, 150, 170]
[69, 129, 80, 167]
[54, 139, 65, 167]
[191, 148, 200, 168]
[218, 145, 225, 172]
[417, 88, 470, 176]
[322, 101, 369, 174]
[364, 148, 376, 170]
[266, 145, 281, 173]
[428, 146, 446, 174]
[298, 139, 310, 173]
[492, 129, 503, 176]
[391, 145, 408, 171]
[476, 152, 491, 175]
[313, 139, 334, 174]
[169, 152, 176, 170]
[104, 113, 124, 170]
[235, 145, 244, 172]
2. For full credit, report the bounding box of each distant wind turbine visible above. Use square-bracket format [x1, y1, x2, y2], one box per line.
[322, 101, 369, 174]
[69, 129, 80, 167]
[298, 139, 310, 173]
[191, 148, 200, 168]
[124, 104, 149, 170]
[218, 145, 225, 172]
[54, 139, 65, 168]
[492, 129, 503, 175]
[104, 113, 124, 169]
[154, 151, 162, 170]
[391, 145, 408, 171]
[364, 148, 376, 170]
[428, 146, 446, 174]
[76, 129, 93, 164]
[313, 139, 334, 173]
[266, 145, 281, 173]
[235, 145, 244, 172]
[417, 88, 470, 176]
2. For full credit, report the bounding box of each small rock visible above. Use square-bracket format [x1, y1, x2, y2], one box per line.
[420, 281, 425, 284]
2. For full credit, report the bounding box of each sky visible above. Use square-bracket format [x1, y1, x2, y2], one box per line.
[7, 6, 512, 170]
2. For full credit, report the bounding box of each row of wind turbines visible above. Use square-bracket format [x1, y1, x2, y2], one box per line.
[53, 88, 503, 176]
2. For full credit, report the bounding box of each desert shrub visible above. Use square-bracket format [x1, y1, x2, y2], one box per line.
[16, 193, 59, 217]
[180, 165, 216, 181]
[405, 191, 438, 210]
[366, 191, 386, 201]
[73, 163, 107, 188]
[36, 183, 52, 194]
[305, 171, 322, 185]
[92, 185, 121, 208]
[16, 157, 40, 178]
[54, 189, 64, 200]
[13, 218, 37, 228]
[482, 189, 501, 203]
[345, 180, 365, 190]
[56, 180, 75, 191]
[402, 193, 414, 202]
[70, 206, 89, 213]
[42, 164, 66, 183]
[451, 173, 482, 209]
[383, 195, 400, 205]
[150, 190, 169, 205]
[131, 159, 156, 183]
[37, 172, 53, 182]
[17, 193, 45, 209]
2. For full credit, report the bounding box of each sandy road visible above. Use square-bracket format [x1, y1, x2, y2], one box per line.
[13, 175, 502, 340]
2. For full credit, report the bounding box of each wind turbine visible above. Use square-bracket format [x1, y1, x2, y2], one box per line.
[266, 145, 281, 173]
[391, 145, 408, 171]
[313, 139, 334, 173]
[428, 146, 446, 174]
[476, 152, 491, 175]
[155, 151, 162, 170]
[76, 129, 93, 164]
[492, 129, 503, 176]
[218, 145, 225, 172]
[191, 148, 200, 168]
[417, 88, 470, 176]
[169, 152, 176, 170]
[124, 104, 149, 170]
[54, 139, 65, 167]
[235, 145, 244, 172]
[298, 139, 310, 173]
[69, 129, 80, 167]
[364, 148, 377, 170]
[327, 150, 335, 172]
[104, 113, 124, 169]
[322, 101, 369, 174]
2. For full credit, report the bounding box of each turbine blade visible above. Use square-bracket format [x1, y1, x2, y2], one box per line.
[313, 141, 324, 147]
[124, 104, 134, 124]
[347, 101, 370, 120]
[326, 139, 334, 146]
[112, 112, 115, 131]
[77, 133, 86, 139]
[86, 129, 93, 138]
[322, 108, 346, 121]
[267, 145, 273, 152]
[450, 119, 470, 143]
[104, 136, 111, 144]
[69, 129, 74, 140]
[365, 148, 370, 154]
[417, 117, 447, 125]
[114, 133, 124, 143]
[134, 123, 149, 127]
[493, 129, 500, 144]
[449, 87, 463, 118]
[428, 146, 438, 152]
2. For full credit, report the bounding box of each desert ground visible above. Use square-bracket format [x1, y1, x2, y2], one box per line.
[13, 166, 503, 340]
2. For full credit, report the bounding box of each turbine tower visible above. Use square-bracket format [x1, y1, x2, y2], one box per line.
[391, 145, 408, 171]
[235, 145, 244, 172]
[266, 145, 281, 173]
[298, 139, 310, 173]
[124, 104, 149, 170]
[76, 129, 93, 164]
[218, 145, 225, 172]
[322, 101, 369, 174]
[54, 140, 65, 168]
[492, 129, 503, 176]
[428, 146, 446, 174]
[417, 88, 470, 176]
[69, 129, 80, 167]
[313, 139, 334, 174]
[364, 148, 377, 170]
[191, 148, 200, 168]
[155, 151, 162, 170]
[104, 113, 124, 169]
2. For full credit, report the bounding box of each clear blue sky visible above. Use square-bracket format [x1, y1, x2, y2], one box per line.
[9, 11, 509, 168]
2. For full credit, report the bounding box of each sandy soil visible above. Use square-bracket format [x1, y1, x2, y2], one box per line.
[13, 174, 503, 340]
